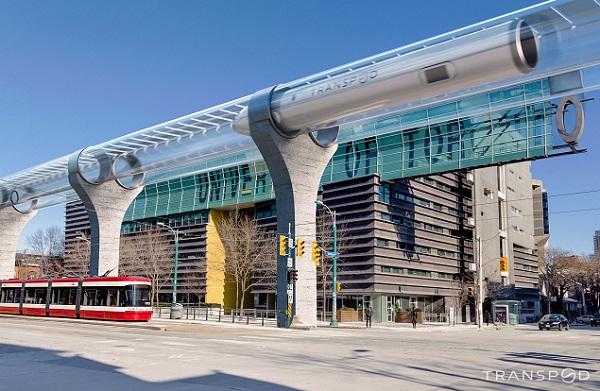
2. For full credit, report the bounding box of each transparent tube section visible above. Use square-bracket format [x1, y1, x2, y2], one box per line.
[0, 97, 253, 209]
[3, 0, 600, 211]
[233, 19, 538, 136]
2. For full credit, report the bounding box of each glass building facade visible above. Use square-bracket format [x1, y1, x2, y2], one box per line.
[65, 81, 552, 321]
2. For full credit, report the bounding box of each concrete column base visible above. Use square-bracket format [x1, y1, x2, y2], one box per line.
[248, 87, 338, 328]
[71, 177, 141, 277]
[0, 207, 37, 279]
[68, 151, 142, 277]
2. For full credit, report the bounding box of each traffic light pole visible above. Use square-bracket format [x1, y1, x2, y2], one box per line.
[476, 235, 483, 329]
[317, 200, 338, 326]
[331, 210, 338, 326]
[287, 224, 295, 328]
[247, 86, 337, 328]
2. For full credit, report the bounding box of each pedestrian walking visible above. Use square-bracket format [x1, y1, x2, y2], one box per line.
[411, 306, 418, 329]
[366, 306, 373, 328]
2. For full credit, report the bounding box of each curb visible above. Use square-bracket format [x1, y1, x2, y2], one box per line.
[0, 313, 167, 331]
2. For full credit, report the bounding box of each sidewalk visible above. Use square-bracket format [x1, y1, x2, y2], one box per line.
[150, 316, 522, 333]
[315, 320, 489, 332]
[1, 313, 539, 333]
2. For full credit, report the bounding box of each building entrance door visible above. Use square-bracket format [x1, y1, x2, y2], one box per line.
[386, 296, 394, 322]
[409, 296, 419, 309]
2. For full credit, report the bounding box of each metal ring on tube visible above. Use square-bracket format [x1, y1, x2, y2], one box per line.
[10, 189, 39, 213]
[248, 85, 300, 139]
[70, 148, 113, 185]
[510, 19, 538, 73]
[309, 127, 339, 148]
[114, 154, 145, 190]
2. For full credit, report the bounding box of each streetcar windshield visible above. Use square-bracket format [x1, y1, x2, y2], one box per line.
[124, 284, 151, 307]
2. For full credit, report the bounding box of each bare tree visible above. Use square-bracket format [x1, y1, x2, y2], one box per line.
[26, 226, 64, 277]
[26, 226, 64, 257]
[448, 274, 474, 324]
[119, 228, 174, 307]
[315, 209, 353, 316]
[588, 253, 600, 311]
[213, 209, 277, 313]
[177, 266, 205, 304]
[542, 247, 581, 312]
[64, 233, 90, 276]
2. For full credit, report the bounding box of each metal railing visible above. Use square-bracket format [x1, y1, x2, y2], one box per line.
[424, 312, 448, 323]
[152, 305, 452, 326]
[152, 305, 278, 327]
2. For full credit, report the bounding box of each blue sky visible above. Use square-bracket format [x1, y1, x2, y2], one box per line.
[1, 0, 598, 255]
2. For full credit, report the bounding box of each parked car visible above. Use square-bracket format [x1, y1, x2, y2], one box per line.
[591, 313, 600, 327]
[576, 314, 594, 324]
[538, 314, 570, 331]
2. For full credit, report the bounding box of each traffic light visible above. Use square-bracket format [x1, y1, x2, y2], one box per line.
[311, 242, 321, 265]
[279, 235, 288, 256]
[296, 238, 305, 257]
[290, 269, 298, 280]
[336, 282, 341, 292]
[499, 257, 509, 273]
[468, 287, 475, 296]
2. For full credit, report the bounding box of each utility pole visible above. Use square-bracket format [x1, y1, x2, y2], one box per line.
[316, 200, 338, 326]
[476, 236, 483, 329]
[546, 259, 552, 314]
[287, 223, 295, 328]
[158, 222, 179, 304]
[581, 275, 587, 316]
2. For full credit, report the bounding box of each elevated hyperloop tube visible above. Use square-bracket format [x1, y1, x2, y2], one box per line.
[8, 0, 600, 212]
[233, 19, 538, 136]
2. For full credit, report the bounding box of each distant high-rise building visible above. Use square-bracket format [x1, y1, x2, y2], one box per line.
[532, 179, 550, 314]
[594, 230, 600, 255]
[472, 162, 541, 322]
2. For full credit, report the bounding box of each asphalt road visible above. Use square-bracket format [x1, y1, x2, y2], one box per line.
[0, 316, 599, 390]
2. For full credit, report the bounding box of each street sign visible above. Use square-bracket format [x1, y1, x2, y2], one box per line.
[325, 251, 339, 257]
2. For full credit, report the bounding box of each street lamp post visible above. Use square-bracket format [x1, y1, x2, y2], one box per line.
[316, 200, 338, 326]
[580, 276, 587, 316]
[546, 260, 552, 315]
[157, 222, 179, 304]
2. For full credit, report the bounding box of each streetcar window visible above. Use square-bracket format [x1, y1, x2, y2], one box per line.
[83, 288, 110, 306]
[83, 288, 99, 306]
[107, 289, 118, 307]
[1, 288, 21, 303]
[25, 288, 46, 304]
[51, 288, 77, 305]
[118, 288, 127, 307]
[123, 284, 151, 307]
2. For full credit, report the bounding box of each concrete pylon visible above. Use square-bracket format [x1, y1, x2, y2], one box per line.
[248, 87, 338, 328]
[68, 150, 143, 277]
[0, 207, 37, 279]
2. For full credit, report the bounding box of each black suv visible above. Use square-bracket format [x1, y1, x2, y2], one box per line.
[591, 313, 600, 327]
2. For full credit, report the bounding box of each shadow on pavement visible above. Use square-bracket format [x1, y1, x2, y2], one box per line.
[0, 343, 300, 391]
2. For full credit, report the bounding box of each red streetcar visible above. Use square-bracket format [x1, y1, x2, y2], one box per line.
[0, 276, 153, 321]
